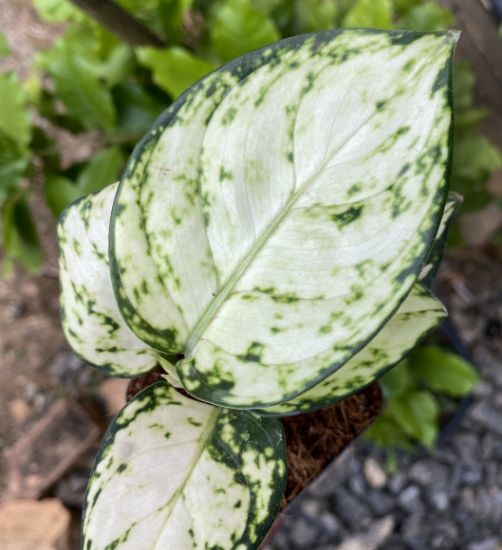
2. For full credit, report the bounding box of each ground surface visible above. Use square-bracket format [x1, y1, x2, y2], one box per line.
[0, 0, 64, 486]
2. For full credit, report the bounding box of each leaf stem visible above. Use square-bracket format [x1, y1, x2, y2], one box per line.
[69, 0, 165, 47]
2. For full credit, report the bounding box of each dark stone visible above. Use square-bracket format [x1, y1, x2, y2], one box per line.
[408, 460, 449, 488]
[477, 488, 502, 527]
[470, 402, 502, 436]
[388, 472, 406, 495]
[482, 432, 502, 460]
[317, 513, 341, 538]
[467, 539, 498, 550]
[348, 471, 367, 497]
[290, 517, 320, 548]
[383, 534, 407, 550]
[448, 463, 463, 495]
[451, 431, 481, 464]
[483, 462, 498, 488]
[366, 490, 395, 516]
[461, 468, 482, 486]
[401, 512, 429, 545]
[454, 507, 480, 538]
[428, 491, 449, 512]
[330, 487, 371, 530]
[429, 522, 458, 549]
[300, 497, 325, 519]
[268, 528, 291, 550]
[460, 487, 477, 510]
[397, 485, 422, 513]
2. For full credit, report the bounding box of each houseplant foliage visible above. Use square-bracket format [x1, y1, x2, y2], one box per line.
[365, 344, 480, 453]
[58, 28, 457, 548]
[2, 0, 501, 271]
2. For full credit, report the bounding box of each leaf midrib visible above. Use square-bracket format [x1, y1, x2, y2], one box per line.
[184, 53, 432, 356]
[150, 407, 220, 550]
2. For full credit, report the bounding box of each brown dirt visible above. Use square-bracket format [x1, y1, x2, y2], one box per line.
[0, 0, 60, 77]
[0, 0, 67, 488]
[0, 196, 67, 488]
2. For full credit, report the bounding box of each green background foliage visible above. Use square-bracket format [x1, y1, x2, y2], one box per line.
[365, 344, 480, 453]
[0, 0, 485, 455]
[0, 0, 501, 271]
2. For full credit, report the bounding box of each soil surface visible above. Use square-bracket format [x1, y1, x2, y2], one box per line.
[0, 0, 67, 489]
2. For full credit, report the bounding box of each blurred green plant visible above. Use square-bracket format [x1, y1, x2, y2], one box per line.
[365, 344, 480, 459]
[0, 0, 501, 272]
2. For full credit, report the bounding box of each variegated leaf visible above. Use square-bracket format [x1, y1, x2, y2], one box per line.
[58, 184, 159, 377]
[256, 194, 457, 416]
[419, 191, 462, 286]
[82, 383, 286, 549]
[111, 29, 457, 408]
[257, 283, 446, 416]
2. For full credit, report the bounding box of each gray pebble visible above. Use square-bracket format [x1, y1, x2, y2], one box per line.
[301, 498, 323, 518]
[461, 468, 482, 486]
[347, 472, 367, 497]
[482, 432, 502, 460]
[429, 491, 449, 512]
[409, 459, 449, 488]
[469, 402, 502, 436]
[467, 539, 499, 550]
[401, 512, 428, 544]
[388, 472, 406, 494]
[429, 522, 458, 549]
[397, 485, 421, 513]
[451, 431, 481, 464]
[366, 491, 395, 516]
[331, 487, 371, 530]
[318, 512, 340, 536]
[290, 517, 320, 548]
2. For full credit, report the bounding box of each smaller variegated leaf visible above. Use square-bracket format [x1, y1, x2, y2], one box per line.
[82, 383, 286, 550]
[258, 283, 446, 415]
[419, 192, 462, 286]
[58, 183, 159, 377]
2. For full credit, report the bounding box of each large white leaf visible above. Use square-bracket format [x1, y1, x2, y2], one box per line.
[111, 29, 457, 407]
[58, 184, 158, 377]
[257, 283, 446, 415]
[82, 383, 286, 549]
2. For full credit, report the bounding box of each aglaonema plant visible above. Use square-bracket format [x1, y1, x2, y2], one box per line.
[58, 28, 459, 549]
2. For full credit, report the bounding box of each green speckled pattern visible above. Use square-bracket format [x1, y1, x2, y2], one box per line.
[257, 283, 446, 415]
[58, 184, 158, 377]
[419, 192, 462, 286]
[111, 29, 457, 408]
[82, 383, 286, 549]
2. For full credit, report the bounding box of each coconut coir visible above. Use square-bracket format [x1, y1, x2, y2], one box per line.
[126, 368, 382, 506]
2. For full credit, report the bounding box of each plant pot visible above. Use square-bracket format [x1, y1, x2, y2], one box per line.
[126, 370, 383, 546]
[431, 320, 475, 447]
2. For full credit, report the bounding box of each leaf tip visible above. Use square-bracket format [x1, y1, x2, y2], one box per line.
[445, 29, 461, 46]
